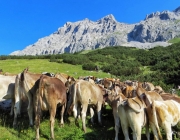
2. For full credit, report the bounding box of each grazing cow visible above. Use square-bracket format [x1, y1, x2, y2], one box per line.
[34, 74, 67, 140]
[13, 68, 41, 127]
[0, 75, 16, 114]
[142, 82, 155, 91]
[67, 79, 105, 132]
[146, 100, 180, 140]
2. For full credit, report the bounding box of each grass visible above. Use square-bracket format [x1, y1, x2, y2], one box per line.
[168, 37, 180, 44]
[0, 59, 180, 140]
[0, 59, 110, 79]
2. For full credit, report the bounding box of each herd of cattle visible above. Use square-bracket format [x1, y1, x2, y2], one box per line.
[0, 67, 180, 140]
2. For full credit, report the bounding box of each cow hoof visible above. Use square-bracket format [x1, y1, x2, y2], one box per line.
[177, 132, 180, 138]
[60, 123, 64, 127]
[29, 124, 34, 128]
[13, 124, 17, 129]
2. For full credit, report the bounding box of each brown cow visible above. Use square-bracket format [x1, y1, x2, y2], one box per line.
[34, 74, 67, 140]
[67, 79, 105, 132]
[160, 93, 180, 103]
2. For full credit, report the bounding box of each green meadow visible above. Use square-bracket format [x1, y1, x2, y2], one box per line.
[0, 59, 110, 78]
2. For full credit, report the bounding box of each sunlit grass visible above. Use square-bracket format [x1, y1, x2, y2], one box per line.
[0, 59, 110, 79]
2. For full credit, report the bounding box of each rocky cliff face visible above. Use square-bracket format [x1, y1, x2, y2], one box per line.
[11, 7, 180, 56]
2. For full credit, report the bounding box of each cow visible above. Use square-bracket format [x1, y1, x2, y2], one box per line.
[34, 74, 67, 140]
[13, 68, 41, 127]
[0, 75, 16, 115]
[142, 82, 155, 91]
[160, 93, 180, 103]
[101, 78, 116, 89]
[107, 89, 150, 140]
[3, 72, 17, 76]
[55, 73, 70, 84]
[106, 82, 164, 140]
[67, 79, 106, 133]
[146, 100, 180, 140]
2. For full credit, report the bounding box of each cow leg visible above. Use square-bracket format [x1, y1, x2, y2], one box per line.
[27, 96, 33, 126]
[35, 101, 41, 140]
[121, 124, 130, 140]
[97, 102, 102, 125]
[163, 122, 172, 140]
[10, 98, 15, 116]
[149, 122, 159, 140]
[35, 112, 40, 140]
[13, 100, 21, 127]
[49, 107, 56, 140]
[77, 105, 81, 120]
[113, 109, 120, 140]
[60, 104, 65, 127]
[145, 124, 150, 140]
[81, 104, 88, 133]
[131, 125, 141, 140]
[90, 107, 94, 124]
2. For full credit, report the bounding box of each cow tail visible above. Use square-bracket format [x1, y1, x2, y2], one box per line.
[68, 83, 77, 114]
[152, 101, 163, 140]
[36, 76, 44, 117]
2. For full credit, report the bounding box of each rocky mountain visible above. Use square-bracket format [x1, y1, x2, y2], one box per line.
[10, 6, 180, 55]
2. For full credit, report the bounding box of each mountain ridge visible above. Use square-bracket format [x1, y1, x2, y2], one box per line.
[10, 6, 180, 55]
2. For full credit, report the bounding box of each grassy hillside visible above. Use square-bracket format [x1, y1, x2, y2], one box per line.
[0, 59, 110, 79]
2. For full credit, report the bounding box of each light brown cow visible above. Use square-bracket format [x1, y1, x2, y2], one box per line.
[142, 82, 155, 91]
[67, 79, 105, 132]
[101, 78, 116, 89]
[146, 100, 180, 140]
[34, 74, 67, 140]
[107, 90, 150, 140]
[55, 73, 70, 84]
[106, 82, 164, 140]
[13, 68, 41, 127]
[136, 83, 164, 104]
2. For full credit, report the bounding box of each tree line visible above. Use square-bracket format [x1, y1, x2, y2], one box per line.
[1, 42, 180, 91]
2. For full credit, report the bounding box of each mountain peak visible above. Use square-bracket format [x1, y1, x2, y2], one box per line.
[174, 6, 180, 13]
[98, 14, 117, 23]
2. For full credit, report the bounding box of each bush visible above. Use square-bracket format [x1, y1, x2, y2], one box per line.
[82, 63, 96, 71]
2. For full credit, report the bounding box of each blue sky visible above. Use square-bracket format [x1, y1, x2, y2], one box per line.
[0, 0, 179, 55]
